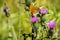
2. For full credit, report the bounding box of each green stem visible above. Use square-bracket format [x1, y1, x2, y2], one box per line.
[11, 26, 17, 40]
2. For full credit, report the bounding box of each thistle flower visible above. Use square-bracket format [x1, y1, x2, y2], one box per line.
[40, 8, 47, 14]
[47, 21, 56, 28]
[4, 7, 10, 13]
[30, 16, 38, 23]
[3, 7, 10, 17]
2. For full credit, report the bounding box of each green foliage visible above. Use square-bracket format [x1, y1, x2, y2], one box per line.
[0, 0, 60, 40]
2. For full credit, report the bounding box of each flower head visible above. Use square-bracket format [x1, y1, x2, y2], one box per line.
[30, 16, 38, 23]
[4, 7, 10, 13]
[47, 21, 56, 28]
[40, 8, 47, 14]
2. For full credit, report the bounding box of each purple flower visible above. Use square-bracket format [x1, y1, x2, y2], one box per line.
[40, 8, 47, 14]
[30, 16, 38, 23]
[4, 7, 10, 13]
[47, 21, 56, 28]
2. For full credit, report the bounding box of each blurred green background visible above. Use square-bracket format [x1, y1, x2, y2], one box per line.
[0, 0, 60, 40]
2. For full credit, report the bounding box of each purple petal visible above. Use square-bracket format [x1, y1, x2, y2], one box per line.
[30, 16, 38, 23]
[47, 21, 56, 28]
[40, 8, 47, 14]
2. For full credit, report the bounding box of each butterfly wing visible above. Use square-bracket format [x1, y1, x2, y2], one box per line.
[30, 4, 39, 16]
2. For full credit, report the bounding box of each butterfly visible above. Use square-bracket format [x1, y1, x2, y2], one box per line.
[30, 3, 39, 16]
